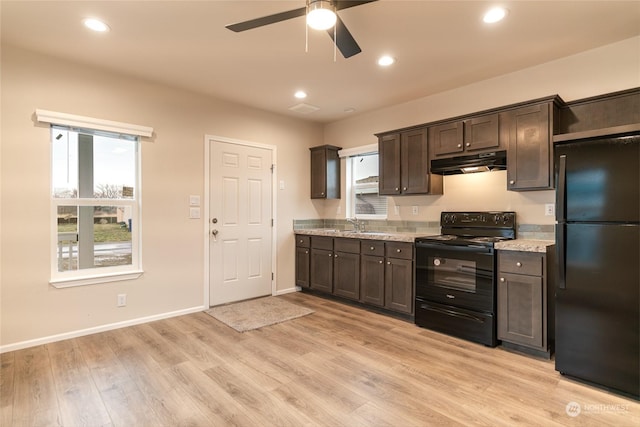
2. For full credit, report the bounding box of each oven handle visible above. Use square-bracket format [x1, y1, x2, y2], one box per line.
[415, 242, 493, 254]
[419, 303, 486, 323]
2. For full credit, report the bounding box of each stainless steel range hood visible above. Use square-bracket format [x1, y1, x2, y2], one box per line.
[430, 150, 507, 175]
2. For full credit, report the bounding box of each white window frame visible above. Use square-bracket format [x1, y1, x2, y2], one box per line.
[37, 109, 152, 288]
[339, 144, 387, 220]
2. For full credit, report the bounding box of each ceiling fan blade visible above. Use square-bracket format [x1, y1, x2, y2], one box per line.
[226, 7, 306, 32]
[334, 0, 378, 12]
[327, 15, 361, 58]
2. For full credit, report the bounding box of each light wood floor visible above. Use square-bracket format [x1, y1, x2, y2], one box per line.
[1, 292, 638, 426]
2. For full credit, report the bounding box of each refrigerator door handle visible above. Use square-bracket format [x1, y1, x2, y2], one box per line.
[557, 223, 566, 289]
[557, 154, 567, 222]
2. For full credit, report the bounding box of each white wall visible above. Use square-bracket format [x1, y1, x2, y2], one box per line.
[324, 36, 640, 225]
[0, 45, 323, 349]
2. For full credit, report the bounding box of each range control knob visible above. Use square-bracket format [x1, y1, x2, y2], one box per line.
[503, 213, 512, 224]
[450, 214, 457, 223]
[494, 214, 502, 223]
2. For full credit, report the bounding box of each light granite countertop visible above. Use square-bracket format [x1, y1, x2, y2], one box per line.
[494, 239, 555, 253]
[294, 228, 426, 243]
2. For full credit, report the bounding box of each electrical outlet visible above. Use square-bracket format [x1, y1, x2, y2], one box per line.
[412, 206, 419, 215]
[394, 205, 400, 215]
[545, 204, 555, 216]
[117, 294, 127, 307]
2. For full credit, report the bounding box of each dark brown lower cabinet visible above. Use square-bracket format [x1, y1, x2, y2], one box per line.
[333, 251, 360, 300]
[310, 248, 333, 293]
[360, 254, 385, 307]
[295, 246, 310, 288]
[296, 234, 415, 316]
[497, 248, 555, 358]
[385, 257, 413, 314]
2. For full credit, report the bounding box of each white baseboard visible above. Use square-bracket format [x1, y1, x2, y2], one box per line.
[0, 305, 206, 354]
[275, 286, 299, 296]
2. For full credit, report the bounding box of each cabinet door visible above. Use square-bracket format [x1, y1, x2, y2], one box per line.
[497, 273, 543, 348]
[504, 103, 553, 190]
[310, 248, 333, 293]
[401, 128, 430, 194]
[378, 133, 401, 195]
[295, 246, 310, 288]
[464, 113, 501, 152]
[429, 121, 464, 157]
[360, 255, 385, 307]
[333, 252, 360, 300]
[310, 148, 327, 198]
[385, 258, 413, 314]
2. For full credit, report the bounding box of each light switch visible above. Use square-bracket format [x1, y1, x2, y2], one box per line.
[189, 207, 201, 219]
[412, 206, 419, 215]
[189, 195, 200, 206]
[279, 180, 285, 190]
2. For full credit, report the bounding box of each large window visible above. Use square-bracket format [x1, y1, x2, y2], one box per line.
[347, 153, 387, 219]
[50, 126, 141, 286]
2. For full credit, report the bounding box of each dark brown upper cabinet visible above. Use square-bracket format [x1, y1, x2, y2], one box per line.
[378, 128, 442, 196]
[502, 101, 558, 191]
[430, 113, 502, 158]
[310, 145, 341, 199]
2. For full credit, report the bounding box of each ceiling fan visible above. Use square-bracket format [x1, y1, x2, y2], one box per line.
[226, 0, 378, 59]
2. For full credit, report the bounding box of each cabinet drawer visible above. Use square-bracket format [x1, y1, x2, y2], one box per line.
[499, 251, 542, 276]
[295, 235, 310, 248]
[361, 240, 385, 256]
[334, 237, 360, 254]
[385, 242, 413, 260]
[311, 236, 333, 251]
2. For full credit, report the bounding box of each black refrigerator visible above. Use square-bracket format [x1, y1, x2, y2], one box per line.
[555, 133, 639, 399]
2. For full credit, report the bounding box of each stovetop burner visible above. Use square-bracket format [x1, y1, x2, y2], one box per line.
[416, 211, 517, 247]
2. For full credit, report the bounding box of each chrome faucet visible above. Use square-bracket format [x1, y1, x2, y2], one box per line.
[346, 217, 364, 232]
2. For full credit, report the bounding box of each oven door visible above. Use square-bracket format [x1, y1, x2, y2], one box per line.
[415, 242, 495, 313]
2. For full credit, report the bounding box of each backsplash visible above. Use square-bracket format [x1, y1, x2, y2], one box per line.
[293, 219, 555, 240]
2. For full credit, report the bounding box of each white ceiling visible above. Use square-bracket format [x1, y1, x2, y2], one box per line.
[2, 1, 639, 123]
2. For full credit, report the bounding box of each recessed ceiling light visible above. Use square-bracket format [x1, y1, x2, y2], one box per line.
[483, 7, 508, 23]
[294, 90, 307, 99]
[83, 18, 110, 32]
[377, 55, 395, 67]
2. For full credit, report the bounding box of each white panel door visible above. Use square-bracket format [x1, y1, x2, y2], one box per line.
[210, 140, 273, 306]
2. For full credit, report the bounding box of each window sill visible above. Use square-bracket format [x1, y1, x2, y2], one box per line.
[50, 270, 144, 288]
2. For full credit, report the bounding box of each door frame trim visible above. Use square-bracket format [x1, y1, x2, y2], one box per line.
[203, 134, 277, 307]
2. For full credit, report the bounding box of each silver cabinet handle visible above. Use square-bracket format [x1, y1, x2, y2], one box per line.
[370, 246, 374, 250]
[466, 143, 470, 147]
[305, 250, 309, 254]
[500, 277, 505, 282]
[387, 261, 391, 265]
[509, 180, 515, 185]
[379, 260, 383, 264]
[328, 253, 332, 257]
[516, 262, 522, 267]
[395, 187, 399, 191]
[396, 249, 401, 253]
[403, 187, 407, 191]
[335, 254, 338, 258]
[457, 143, 462, 148]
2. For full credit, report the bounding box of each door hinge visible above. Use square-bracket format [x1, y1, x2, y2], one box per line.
[271, 164, 275, 173]
[271, 218, 274, 227]
[272, 272, 274, 280]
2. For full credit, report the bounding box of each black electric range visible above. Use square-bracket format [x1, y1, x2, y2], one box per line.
[414, 211, 516, 346]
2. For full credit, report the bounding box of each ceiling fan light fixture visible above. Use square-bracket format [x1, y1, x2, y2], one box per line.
[307, 0, 337, 30]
